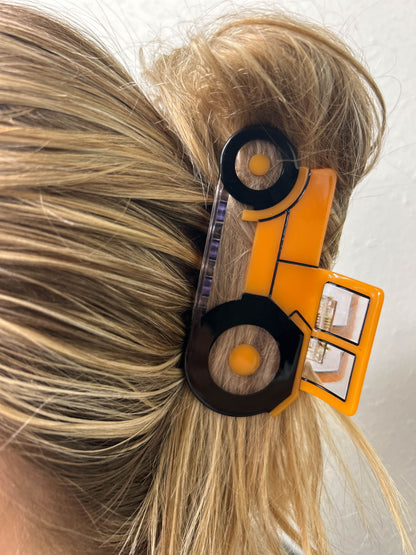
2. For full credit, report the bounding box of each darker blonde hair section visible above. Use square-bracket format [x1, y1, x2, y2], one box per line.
[0, 4, 411, 555]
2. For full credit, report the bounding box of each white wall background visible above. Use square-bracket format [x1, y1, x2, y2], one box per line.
[15, 0, 416, 553]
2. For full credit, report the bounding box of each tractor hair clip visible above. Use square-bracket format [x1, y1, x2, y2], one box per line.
[185, 125, 383, 417]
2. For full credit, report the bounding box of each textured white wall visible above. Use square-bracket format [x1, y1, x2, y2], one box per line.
[16, 0, 416, 553]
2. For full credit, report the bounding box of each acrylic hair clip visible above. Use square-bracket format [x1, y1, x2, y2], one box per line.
[184, 125, 383, 417]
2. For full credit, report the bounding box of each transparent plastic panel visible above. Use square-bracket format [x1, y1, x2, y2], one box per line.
[305, 338, 355, 401]
[192, 179, 229, 321]
[316, 283, 370, 344]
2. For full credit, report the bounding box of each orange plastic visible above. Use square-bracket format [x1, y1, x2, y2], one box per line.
[240, 167, 383, 416]
[248, 153, 271, 176]
[228, 344, 261, 376]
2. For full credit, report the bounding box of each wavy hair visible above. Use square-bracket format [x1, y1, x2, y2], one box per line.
[0, 4, 410, 554]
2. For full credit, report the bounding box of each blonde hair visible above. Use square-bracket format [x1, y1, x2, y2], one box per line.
[0, 3, 411, 554]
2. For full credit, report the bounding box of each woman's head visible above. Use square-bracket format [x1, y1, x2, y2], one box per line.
[0, 4, 407, 555]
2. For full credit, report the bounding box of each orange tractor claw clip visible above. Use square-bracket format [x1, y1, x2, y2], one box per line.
[185, 126, 383, 417]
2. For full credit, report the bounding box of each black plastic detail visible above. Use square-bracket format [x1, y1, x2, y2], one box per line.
[268, 211, 290, 297]
[279, 259, 319, 269]
[258, 169, 311, 222]
[220, 125, 299, 210]
[288, 310, 312, 331]
[185, 294, 304, 416]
